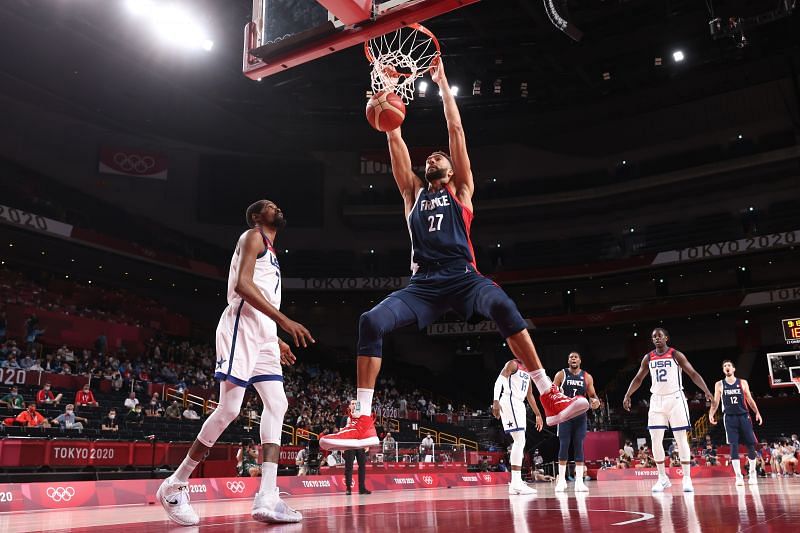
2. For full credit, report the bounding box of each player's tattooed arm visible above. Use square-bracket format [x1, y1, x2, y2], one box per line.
[673, 350, 713, 401]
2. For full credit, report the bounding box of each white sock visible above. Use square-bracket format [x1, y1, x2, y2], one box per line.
[260, 462, 278, 496]
[576, 464, 585, 480]
[748, 458, 757, 475]
[558, 463, 566, 480]
[173, 455, 199, 483]
[682, 462, 691, 479]
[732, 460, 743, 478]
[356, 388, 374, 417]
[511, 470, 522, 483]
[529, 369, 553, 395]
[656, 462, 666, 478]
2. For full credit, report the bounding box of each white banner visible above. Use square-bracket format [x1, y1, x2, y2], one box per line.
[282, 277, 408, 291]
[652, 230, 799, 265]
[0, 205, 73, 238]
[740, 286, 800, 307]
[426, 319, 535, 336]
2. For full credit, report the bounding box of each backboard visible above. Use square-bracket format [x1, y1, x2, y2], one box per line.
[766, 350, 800, 390]
[242, 0, 479, 80]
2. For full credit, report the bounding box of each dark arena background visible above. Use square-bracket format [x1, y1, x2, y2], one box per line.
[1, 0, 799, 531]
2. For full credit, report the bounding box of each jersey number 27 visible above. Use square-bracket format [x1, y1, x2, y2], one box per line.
[428, 214, 443, 232]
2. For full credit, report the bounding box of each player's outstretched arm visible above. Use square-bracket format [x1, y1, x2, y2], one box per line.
[585, 373, 602, 410]
[623, 355, 650, 411]
[709, 381, 722, 425]
[235, 230, 315, 348]
[386, 128, 423, 213]
[741, 379, 763, 425]
[673, 351, 713, 401]
[430, 57, 474, 200]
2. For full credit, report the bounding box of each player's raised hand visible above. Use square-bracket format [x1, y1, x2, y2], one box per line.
[491, 400, 501, 419]
[709, 412, 717, 425]
[278, 339, 296, 366]
[278, 317, 315, 348]
[622, 396, 632, 412]
[429, 56, 446, 85]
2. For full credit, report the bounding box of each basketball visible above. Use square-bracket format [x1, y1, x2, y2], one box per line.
[365, 91, 406, 132]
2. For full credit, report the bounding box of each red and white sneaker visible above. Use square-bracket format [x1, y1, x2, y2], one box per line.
[319, 415, 379, 451]
[540, 385, 590, 426]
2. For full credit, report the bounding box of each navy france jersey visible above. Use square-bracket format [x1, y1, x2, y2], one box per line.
[407, 185, 476, 273]
[722, 378, 747, 415]
[562, 369, 586, 398]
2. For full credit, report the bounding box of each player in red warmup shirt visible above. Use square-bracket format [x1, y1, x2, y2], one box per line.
[321, 57, 588, 452]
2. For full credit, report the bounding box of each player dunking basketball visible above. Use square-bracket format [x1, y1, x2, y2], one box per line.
[321, 57, 588, 452]
[709, 359, 763, 486]
[552, 352, 601, 493]
[623, 328, 713, 492]
[157, 200, 314, 526]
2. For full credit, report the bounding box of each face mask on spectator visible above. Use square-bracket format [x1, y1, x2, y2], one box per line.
[109, 414, 115, 419]
[67, 409, 74, 414]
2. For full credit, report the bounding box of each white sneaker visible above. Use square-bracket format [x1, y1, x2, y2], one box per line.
[156, 476, 199, 526]
[509, 481, 537, 495]
[651, 477, 672, 492]
[252, 487, 302, 523]
[574, 479, 589, 492]
[682, 477, 694, 492]
[748, 474, 758, 486]
[554, 477, 567, 493]
[735, 477, 744, 486]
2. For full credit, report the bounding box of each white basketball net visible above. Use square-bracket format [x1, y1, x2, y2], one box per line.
[366, 24, 440, 105]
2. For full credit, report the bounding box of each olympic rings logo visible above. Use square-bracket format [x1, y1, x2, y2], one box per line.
[46, 486, 75, 502]
[112, 152, 157, 174]
[226, 481, 245, 493]
[422, 475, 434, 485]
[481, 474, 492, 482]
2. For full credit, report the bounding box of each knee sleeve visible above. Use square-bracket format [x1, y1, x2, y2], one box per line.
[573, 418, 588, 463]
[253, 381, 287, 445]
[674, 430, 691, 462]
[357, 297, 414, 357]
[650, 428, 666, 462]
[558, 423, 572, 461]
[477, 286, 528, 339]
[510, 431, 525, 467]
[197, 382, 246, 447]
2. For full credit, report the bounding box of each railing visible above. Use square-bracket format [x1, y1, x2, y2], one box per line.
[691, 413, 709, 442]
[458, 437, 478, 451]
[282, 423, 295, 445]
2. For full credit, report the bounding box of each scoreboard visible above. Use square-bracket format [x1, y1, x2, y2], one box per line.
[781, 318, 800, 344]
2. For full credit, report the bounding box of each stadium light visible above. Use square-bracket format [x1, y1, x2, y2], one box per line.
[672, 50, 685, 62]
[128, 1, 213, 52]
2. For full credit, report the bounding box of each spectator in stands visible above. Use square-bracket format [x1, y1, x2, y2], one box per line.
[420, 434, 434, 462]
[792, 434, 800, 450]
[36, 382, 63, 406]
[0, 386, 25, 410]
[75, 383, 99, 408]
[102, 409, 119, 432]
[295, 444, 309, 476]
[124, 391, 139, 410]
[1, 353, 20, 369]
[703, 443, 718, 466]
[52, 404, 87, 432]
[479, 456, 490, 472]
[182, 405, 201, 420]
[145, 394, 164, 417]
[382, 432, 397, 457]
[497, 458, 508, 472]
[237, 439, 262, 477]
[165, 400, 182, 420]
[780, 441, 797, 476]
[616, 449, 630, 469]
[600, 456, 615, 469]
[670, 449, 681, 467]
[110, 370, 123, 392]
[24, 314, 44, 348]
[16, 404, 50, 428]
[19, 351, 35, 370]
[125, 405, 144, 428]
[623, 440, 635, 460]
[533, 449, 544, 471]
[398, 397, 408, 418]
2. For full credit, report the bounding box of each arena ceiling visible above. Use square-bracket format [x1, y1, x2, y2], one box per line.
[0, 0, 797, 151]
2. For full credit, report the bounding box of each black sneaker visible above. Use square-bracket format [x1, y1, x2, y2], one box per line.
[345, 488, 352, 495]
[359, 489, 371, 495]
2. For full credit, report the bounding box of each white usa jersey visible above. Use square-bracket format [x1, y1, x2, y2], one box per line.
[226, 229, 281, 310]
[499, 368, 531, 404]
[648, 347, 683, 395]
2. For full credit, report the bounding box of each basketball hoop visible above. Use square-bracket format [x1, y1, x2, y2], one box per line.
[365, 23, 440, 105]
